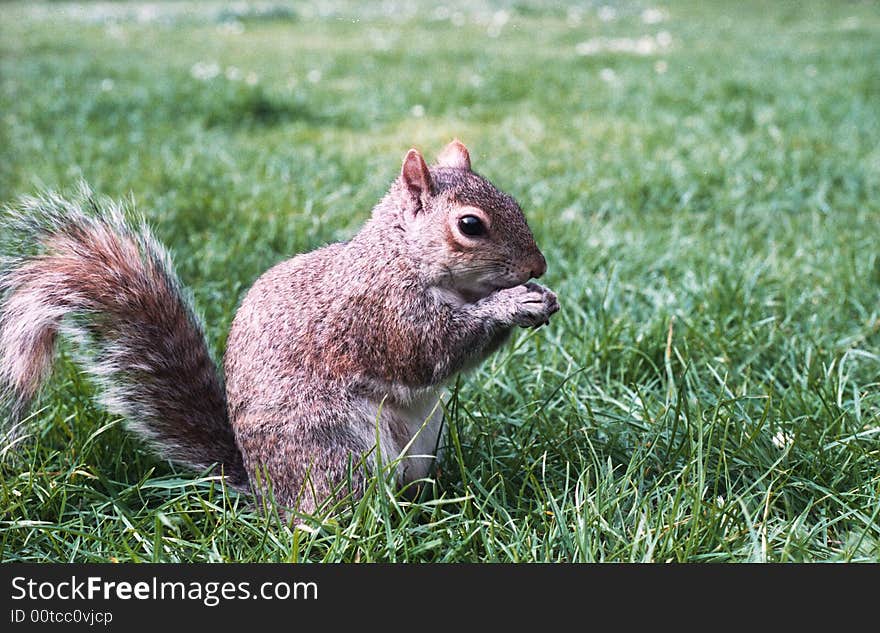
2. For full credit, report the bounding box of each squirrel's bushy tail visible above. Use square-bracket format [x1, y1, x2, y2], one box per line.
[0, 186, 247, 487]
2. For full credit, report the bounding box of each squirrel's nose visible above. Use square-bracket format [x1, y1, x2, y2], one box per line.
[531, 252, 547, 279]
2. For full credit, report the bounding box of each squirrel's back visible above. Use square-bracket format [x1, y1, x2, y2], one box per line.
[224, 242, 348, 414]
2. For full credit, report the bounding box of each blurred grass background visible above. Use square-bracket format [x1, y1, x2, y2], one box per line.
[1, 0, 879, 561]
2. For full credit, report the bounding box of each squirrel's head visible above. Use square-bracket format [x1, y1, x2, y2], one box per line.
[384, 140, 546, 303]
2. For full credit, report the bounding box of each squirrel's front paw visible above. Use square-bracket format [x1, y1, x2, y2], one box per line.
[492, 282, 560, 328]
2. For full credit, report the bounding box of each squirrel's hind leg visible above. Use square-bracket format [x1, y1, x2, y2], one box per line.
[233, 409, 381, 516]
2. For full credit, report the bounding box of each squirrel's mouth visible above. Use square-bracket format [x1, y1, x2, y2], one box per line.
[457, 283, 509, 304]
[444, 275, 530, 305]
[490, 273, 533, 292]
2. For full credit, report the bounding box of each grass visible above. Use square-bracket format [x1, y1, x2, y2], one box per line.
[1, 0, 879, 562]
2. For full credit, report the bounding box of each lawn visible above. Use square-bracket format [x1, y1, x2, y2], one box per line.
[1, 0, 879, 562]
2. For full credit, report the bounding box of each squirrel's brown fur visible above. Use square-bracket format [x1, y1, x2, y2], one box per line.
[0, 141, 559, 513]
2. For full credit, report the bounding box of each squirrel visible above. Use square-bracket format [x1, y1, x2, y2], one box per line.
[0, 140, 560, 513]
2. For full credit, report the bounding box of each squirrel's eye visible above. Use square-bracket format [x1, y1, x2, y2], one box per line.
[458, 215, 486, 237]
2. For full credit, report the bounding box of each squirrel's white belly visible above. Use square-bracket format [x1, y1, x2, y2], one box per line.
[359, 389, 445, 485]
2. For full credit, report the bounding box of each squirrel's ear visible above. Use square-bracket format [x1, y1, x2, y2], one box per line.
[436, 139, 471, 171]
[400, 149, 434, 208]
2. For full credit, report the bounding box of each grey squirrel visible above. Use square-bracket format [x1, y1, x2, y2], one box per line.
[0, 140, 560, 513]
